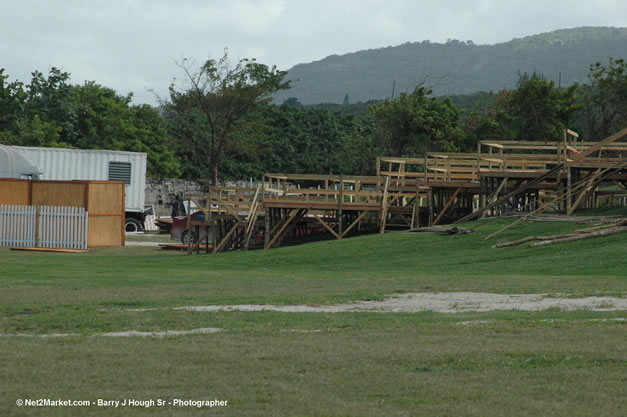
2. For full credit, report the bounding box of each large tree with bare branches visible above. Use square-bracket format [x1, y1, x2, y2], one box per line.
[165, 50, 290, 184]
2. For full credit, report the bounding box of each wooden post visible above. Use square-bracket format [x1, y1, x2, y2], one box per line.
[35, 205, 40, 248]
[427, 188, 434, 226]
[379, 176, 390, 233]
[476, 141, 481, 183]
[264, 207, 270, 249]
[338, 174, 344, 237]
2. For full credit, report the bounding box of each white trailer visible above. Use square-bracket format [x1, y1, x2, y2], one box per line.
[11, 146, 148, 232]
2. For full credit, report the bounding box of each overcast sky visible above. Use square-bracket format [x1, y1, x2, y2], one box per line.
[2, 0, 625, 105]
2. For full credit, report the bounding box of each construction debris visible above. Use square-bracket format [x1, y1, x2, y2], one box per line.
[408, 225, 473, 235]
[494, 219, 627, 248]
[529, 225, 627, 247]
[525, 215, 623, 223]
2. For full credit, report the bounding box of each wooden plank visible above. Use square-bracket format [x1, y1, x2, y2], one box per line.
[214, 220, 242, 253]
[274, 209, 307, 247]
[481, 178, 508, 219]
[338, 174, 343, 236]
[487, 178, 508, 204]
[485, 158, 625, 239]
[481, 142, 505, 149]
[341, 210, 368, 238]
[244, 185, 261, 250]
[11, 247, 88, 253]
[379, 176, 390, 233]
[432, 187, 462, 226]
[454, 163, 564, 224]
[265, 209, 299, 249]
[574, 128, 627, 160]
[0, 179, 30, 205]
[567, 169, 602, 215]
[377, 157, 426, 165]
[31, 181, 86, 207]
[264, 173, 381, 182]
[263, 201, 380, 211]
[314, 214, 342, 240]
[87, 182, 124, 214]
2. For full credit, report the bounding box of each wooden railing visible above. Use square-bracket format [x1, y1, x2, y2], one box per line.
[263, 173, 385, 207]
[425, 153, 486, 182]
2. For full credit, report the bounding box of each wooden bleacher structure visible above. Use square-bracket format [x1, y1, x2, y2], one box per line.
[183, 128, 626, 252]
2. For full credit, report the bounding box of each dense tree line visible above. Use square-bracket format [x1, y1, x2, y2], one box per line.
[0, 67, 180, 177]
[1, 57, 625, 182]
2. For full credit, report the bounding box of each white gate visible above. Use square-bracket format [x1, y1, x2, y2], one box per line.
[0, 205, 37, 247]
[0, 205, 88, 249]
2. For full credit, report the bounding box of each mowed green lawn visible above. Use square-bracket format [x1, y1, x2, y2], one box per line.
[1, 213, 626, 416]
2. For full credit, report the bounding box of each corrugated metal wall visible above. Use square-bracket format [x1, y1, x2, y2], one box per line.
[11, 147, 146, 213]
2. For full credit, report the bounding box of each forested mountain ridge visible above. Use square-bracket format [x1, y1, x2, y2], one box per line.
[274, 27, 627, 104]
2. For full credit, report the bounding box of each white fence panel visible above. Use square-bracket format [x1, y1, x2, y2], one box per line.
[0, 205, 37, 247]
[0, 205, 88, 249]
[39, 206, 88, 250]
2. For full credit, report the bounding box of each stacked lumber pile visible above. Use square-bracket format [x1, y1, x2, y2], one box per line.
[408, 225, 473, 235]
[493, 218, 627, 248]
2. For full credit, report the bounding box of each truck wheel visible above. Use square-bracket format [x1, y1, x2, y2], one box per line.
[181, 230, 196, 245]
[125, 218, 143, 233]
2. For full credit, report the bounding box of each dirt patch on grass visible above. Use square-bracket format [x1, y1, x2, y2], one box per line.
[456, 318, 626, 326]
[174, 292, 627, 313]
[0, 328, 222, 338]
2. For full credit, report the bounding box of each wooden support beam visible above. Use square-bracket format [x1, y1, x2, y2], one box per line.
[214, 220, 243, 253]
[455, 164, 563, 224]
[315, 214, 342, 240]
[264, 207, 271, 248]
[485, 158, 626, 240]
[398, 213, 412, 226]
[338, 174, 344, 236]
[567, 169, 601, 216]
[530, 226, 627, 247]
[275, 209, 307, 247]
[488, 178, 508, 204]
[573, 128, 627, 160]
[265, 209, 299, 249]
[432, 187, 462, 226]
[379, 176, 390, 233]
[411, 201, 420, 229]
[455, 128, 627, 224]
[244, 185, 261, 250]
[427, 188, 434, 226]
[341, 210, 369, 238]
[481, 178, 508, 219]
[268, 209, 289, 238]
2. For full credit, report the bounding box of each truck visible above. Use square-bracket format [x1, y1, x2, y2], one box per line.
[10, 146, 148, 232]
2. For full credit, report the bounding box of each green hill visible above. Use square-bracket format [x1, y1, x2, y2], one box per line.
[275, 27, 627, 104]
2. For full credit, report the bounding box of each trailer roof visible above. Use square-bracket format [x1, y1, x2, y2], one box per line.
[0, 145, 41, 178]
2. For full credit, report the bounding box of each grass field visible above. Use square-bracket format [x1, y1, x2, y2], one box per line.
[1, 211, 626, 416]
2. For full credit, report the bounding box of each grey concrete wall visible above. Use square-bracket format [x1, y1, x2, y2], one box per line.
[145, 178, 260, 216]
